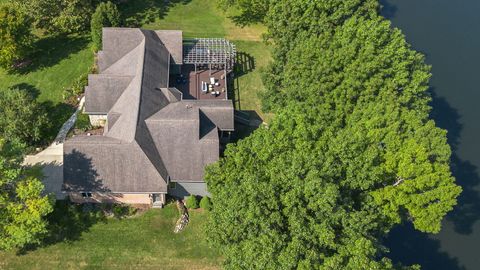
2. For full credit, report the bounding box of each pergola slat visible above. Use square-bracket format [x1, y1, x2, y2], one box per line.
[183, 38, 236, 70]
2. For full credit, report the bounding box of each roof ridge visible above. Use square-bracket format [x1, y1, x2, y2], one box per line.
[102, 39, 145, 75]
[103, 38, 146, 142]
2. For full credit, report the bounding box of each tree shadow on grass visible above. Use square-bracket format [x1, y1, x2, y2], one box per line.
[9, 82, 41, 99]
[119, 0, 192, 28]
[227, 52, 261, 142]
[16, 35, 90, 75]
[229, 52, 256, 110]
[40, 101, 76, 145]
[17, 200, 107, 255]
[43, 200, 106, 245]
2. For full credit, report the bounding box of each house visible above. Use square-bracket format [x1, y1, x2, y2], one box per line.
[63, 28, 236, 207]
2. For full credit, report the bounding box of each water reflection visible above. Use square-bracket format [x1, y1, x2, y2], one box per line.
[381, 0, 480, 269]
[385, 224, 465, 270]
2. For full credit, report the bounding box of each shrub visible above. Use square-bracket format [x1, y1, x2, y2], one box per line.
[91, 1, 121, 51]
[0, 3, 33, 71]
[63, 72, 88, 101]
[185, 195, 199, 209]
[0, 87, 50, 145]
[75, 113, 91, 132]
[199, 196, 212, 211]
[112, 204, 136, 218]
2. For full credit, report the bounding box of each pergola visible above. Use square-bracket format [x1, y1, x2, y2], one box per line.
[183, 38, 237, 73]
[183, 38, 236, 100]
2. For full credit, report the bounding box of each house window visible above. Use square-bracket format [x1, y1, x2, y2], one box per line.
[168, 182, 176, 189]
[81, 192, 93, 198]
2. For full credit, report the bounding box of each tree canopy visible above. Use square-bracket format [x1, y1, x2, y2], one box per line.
[0, 3, 33, 70]
[14, 0, 97, 34]
[91, 1, 121, 51]
[0, 139, 53, 250]
[206, 1, 461, 269]
[0, 87, 50, 145]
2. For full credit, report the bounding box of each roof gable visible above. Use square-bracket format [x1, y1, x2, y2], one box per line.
[65, 28, 234, 192]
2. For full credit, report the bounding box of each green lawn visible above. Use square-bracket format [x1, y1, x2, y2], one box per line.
[0, 204, 220, 270]
[232, 41, 273, 122]
[0, 35, 93, 104]
[0, 0, 271, 140]
[0, 35, 94, 143]
[0, 0, 271, 267]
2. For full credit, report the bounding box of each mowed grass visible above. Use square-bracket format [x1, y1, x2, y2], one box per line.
[121, 0, 266, 40]
[0, 204, 221, 270]
[0, 35, 94, 142]
[140, 0, 227, 38]
[0, 35, 93, 105]
[0, 0, 271, 268]
[0, 0, 271, 131]
[232, 41, 273, 122]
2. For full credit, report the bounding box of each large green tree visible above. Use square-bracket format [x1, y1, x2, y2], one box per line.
[0, 139, 53, 250]
[0, 4, 33, 70]
[0, 87, 50, 145]
[91, 1, 121, 51]
[206, 9, 460, 270]
[14, 0, 96, 34]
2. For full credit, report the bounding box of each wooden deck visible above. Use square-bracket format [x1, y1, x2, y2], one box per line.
[170, 64, 228, 100]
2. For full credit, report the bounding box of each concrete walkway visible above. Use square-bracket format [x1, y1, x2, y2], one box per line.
[55, 96, 85, 143]
[24, 96, 85, 199]
[24, 143, 65, 199]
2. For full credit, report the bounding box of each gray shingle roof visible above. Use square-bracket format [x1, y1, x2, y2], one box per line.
[155, 30, 183, 65]
[84, 75, 133, 114]
[64, 136, 167, 192]
[64, 28, 234, 193]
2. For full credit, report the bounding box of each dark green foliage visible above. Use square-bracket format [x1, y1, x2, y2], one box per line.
[185, 195, 199, 209]
[91, 1, 121, 51]
[0, 87, 50, 145]
[45, 200, 105, 244]
[63, 72, 89, 102]
[0, 139, 54, 250]
[0, 4, 33, 70]
[75, 113, 92, 132]
[14, 0, 96, 34]
[260, 0, 380, 112]
[207, 1, 461, 269]
[112, 204, 137, 218]
[199, 196, 212, 211]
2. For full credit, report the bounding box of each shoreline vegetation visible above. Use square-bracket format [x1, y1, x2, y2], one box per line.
[0, 0, 461, 269]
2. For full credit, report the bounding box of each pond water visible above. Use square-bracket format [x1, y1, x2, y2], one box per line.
[381, 1, 480, 269]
